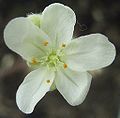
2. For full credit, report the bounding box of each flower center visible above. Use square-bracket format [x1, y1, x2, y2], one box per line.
[41, 50, 64, 70]
[29, 49, 67, 71]
[47, 52, 60, 67]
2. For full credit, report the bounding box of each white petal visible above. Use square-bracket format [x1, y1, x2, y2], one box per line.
[27, 14, 41, 27]
[65, 33, 116, 71]
[55, 69, 92, 106]
[4, 17, 50, 60]
[16, 67, 55, 114]
[41, 3, 76, 47]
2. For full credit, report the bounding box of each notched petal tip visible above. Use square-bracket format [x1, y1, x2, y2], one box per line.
[91, 33, 116, 66]
[65, 33, 116, 71]
[96, 33, 116, 66]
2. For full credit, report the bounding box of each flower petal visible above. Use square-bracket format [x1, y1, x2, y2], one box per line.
[27, 14, 41, 27]
[16, 67, 55, 114]
[41, 3, 76, 47]
[64, 33, 116, 71]
[4, 17, 50, 60]
[55, 69, 92, 106]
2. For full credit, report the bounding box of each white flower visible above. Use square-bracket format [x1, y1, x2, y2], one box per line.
[4, 3, 116, 114]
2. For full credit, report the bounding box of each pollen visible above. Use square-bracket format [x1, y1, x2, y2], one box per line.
[43, 40, 48, 46]
[64, 63, 68, 69]
[31, 58, 38, 65]
[46, 80, 50, 83]
[61, 43, 66, 47]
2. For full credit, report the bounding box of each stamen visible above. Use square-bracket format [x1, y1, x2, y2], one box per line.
[43, 40, 48, 46]
[46, 80, 50, 83]
[64, 63, 68, 69]
[61, 43, 66, 48]
[31, 58, 38, 65]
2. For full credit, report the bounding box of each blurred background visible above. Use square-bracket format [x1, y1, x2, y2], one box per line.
[0, 0, 120, 118]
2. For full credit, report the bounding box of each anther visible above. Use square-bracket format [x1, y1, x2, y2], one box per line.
[61, 43, 66, 48]
[64, 63, 68, 69]
[43, 40, 48, 46]
[31, 58, 38, 65]
[46, 80, 50, 83]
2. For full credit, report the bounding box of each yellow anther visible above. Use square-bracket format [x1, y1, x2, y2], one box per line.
[64, 63, 68, 69]
[61, 43, 66, 47]
[43, 40, 48, 46]
[46, 80, 50, 83]
[31, 58, 38, 65]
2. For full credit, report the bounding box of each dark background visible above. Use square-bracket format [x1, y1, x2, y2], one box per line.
[0, 0, 120, 118]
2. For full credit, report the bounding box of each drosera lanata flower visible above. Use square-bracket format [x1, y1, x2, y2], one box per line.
[4, 3, 116, 114]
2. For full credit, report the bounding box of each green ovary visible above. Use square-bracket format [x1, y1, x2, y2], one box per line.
[46, 52, 61, 67]
[32, 50, 64, 70]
